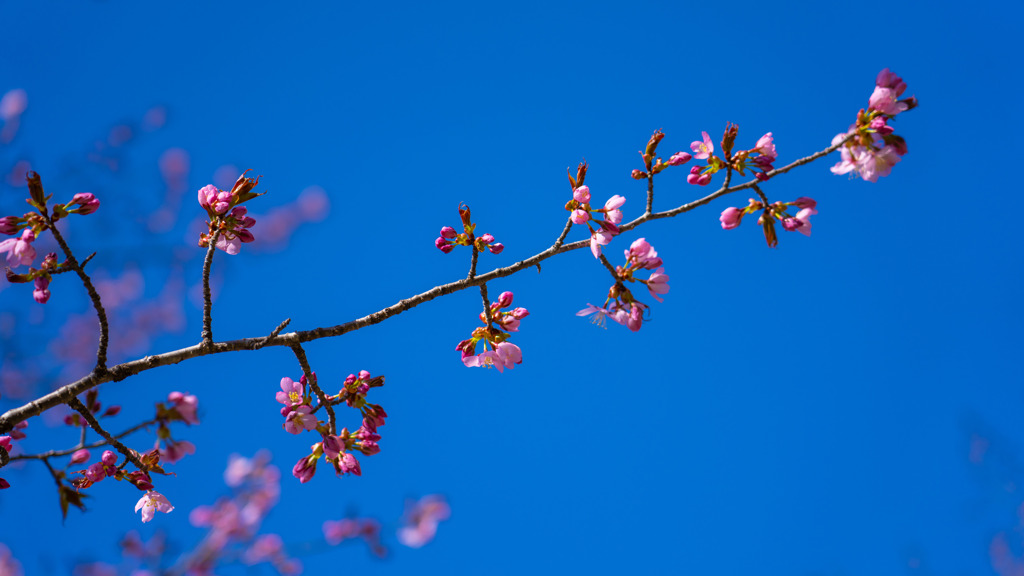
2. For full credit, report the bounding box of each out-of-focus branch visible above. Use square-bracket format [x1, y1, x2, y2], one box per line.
[10, 419, 158, 461]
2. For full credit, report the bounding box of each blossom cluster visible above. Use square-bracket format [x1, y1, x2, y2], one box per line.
[397, 495, 452, 548]
[435, 203, 503, 254]
[630, 130, 693, 181]
[719, 197, 818, 248]
[577, 238, 669, 332]
[455, 290, 528, 372]
[65, 391, 198, 522]
[565, 161, 626, 258]
[188, 452, 296, 574]
[831, 68, 915, 182]
[277, 370, 387, 483]
[1, 172, 101, 303]
[196, 170, 264, 255]
[323, 516, 386, 557]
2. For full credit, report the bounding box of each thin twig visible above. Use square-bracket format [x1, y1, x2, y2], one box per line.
[467, 244, 479, 279]
[44, 215, 109, 371]
[597, 254, 620, 279]
[67, 397, 148, 472]
[645, 172, 654, 216]
[289, 342, 335, 435]
[0, 137, 847, 438]
[201, 229, 221, 347]
[12, 419, 158, 461]
[551, 216, 574, 250]
[251, 318, 291, 350]
[479, 283, 494, 328]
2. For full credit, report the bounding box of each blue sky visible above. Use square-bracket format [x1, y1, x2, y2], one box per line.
[1, 1, 1022, 574]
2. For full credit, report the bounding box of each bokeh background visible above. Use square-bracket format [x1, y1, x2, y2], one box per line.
[1, 0, 1022, 574]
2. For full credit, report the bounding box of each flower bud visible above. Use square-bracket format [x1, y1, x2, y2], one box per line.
[571, 209, 590, 225]
[439, 226, 457, 239]
[719, 208, 743, 230]
[488, 243, 504, 255]
[497, 291, 514, 308]
[0, 216, 20, 235]
[478, 233, 495, 244]
[102, 450, 117, 466]
[573, 185, 591, 204]
[645, 130, 665, 157]
[667, 152, 692, 166]
[70, 449, 90, 465]
[631, 169, 647, 180]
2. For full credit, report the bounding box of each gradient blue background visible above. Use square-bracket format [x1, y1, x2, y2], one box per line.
[1, 1, 1022, 574]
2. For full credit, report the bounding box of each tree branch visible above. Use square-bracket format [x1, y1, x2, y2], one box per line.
[0, 137, 846, 439]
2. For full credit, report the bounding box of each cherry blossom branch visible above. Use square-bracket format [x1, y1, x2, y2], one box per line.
[66, 396, 149, 472]
[200, 229, 221, 347]
[288, 341, 335, 435]
[0, 136, 846, 439]
[10, 418, 158, 461]
[43, 207, 110, 372]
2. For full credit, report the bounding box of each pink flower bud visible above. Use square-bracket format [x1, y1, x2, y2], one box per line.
[696, 174, 711, 186]
[32, 276, 50, 304]
[70, 193, 100, 215]
[668, 152, 692, 166]
[791, 197, 817, 209]
[573, 185, 591, 204]
[230, 206, 247, 218]
[439, 226, 457, 239]
[0, 216, 20, 235]
[511, 307, 529, 319]
[197, 184, 217, 209]
[102, 450, 117, 466]
[478, 233, 494, 244]
[70, 449, 90, 464]
[631, 169, 647, 180]
[781, 217, 803, 232]
[358, 370, 371, 380]
[571, 209, 590, 225]
[434, 237, 450, 251]
[497, 291, 514, 308]
[720, 207, 743, 230]
[488, 243, 504, 255]
[237, 229, 255, 243]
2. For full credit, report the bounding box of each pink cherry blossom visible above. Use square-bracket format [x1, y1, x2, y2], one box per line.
[590, 227, 613, 258]
[577, 303, 612, 328]
[0, 229, 36, 268]
[336, 452, 361, 476]
[626, 238, 662, 269]
[70, 449, 90, 465]
[495, 342, 522, 370]
[690, 131, 714, 160]
[167, 391, 199, 425]
[275, 377, 304, 407]
[160, 439, 196, 464]
[135, 491, 174, 523]
[462, 350, 501, 371]
[284, 406, 318, 434]
[0, 436, 11, 452]
[720, 207, 743, 230]
[571, 209, 590, 225]
[398, 495, 451, 548]
[876, 68, 907, 95]
[856, 145, 901, 182]
[868, 86, 908, 116]
[794, 208, 817, 237]
[603, 195, 625, 224]
[573, 185, 591, 203]
[322, 435, 344, 460]
[754, 132, 777, 160]
[197, 185, 232, 214]
[646, 268, 670, 302]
